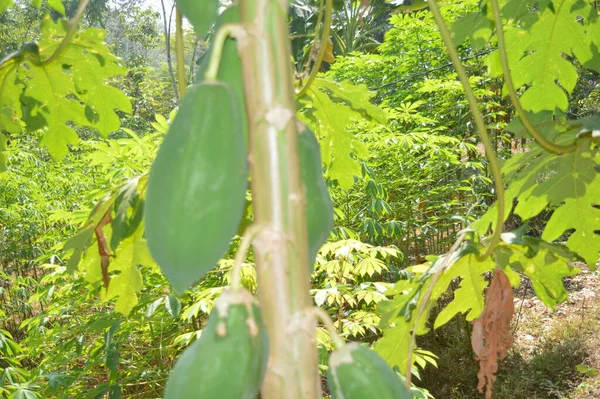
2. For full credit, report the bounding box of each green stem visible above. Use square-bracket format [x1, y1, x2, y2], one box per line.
[204, 24, 239, 82]
[428, 0, 504, 260]
[490, 0, 576, 154]
[300, 0, 324, 76]
[309, 307, 345, 349]
[405, 231, 466, 389]
[231, 224, 263, 289]
[175, 9, 186, 99]
[42, 0, 91, 65]
[296, 0, 332, 97]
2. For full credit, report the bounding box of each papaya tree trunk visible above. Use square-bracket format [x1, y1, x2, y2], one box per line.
[239, 0, 321, 398]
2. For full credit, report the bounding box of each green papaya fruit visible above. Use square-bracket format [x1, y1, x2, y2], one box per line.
[177, 0, 219, 38]
[145, 82, 248, 294]
[164, 289, 268, 399]
[327, 343, 413, 399]
[298, 127, 334, 272]
[197, 8, 331, 267]
[196, 6, 247, 145]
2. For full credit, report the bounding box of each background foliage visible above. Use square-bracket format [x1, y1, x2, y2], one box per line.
[0, 0, 599, 397]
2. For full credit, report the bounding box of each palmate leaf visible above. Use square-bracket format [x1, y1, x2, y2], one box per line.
[65, 174, 155, 314]
[0, 59, 23, 135]
[430, 252, 495, 328]
[503, 0, 600, 112]
[542, 173, 600, 268]
[451, 10, 492, 49]
[495, 234, 581, 307]
[474, 116, 599, 266]
[298, 77, 384, 189]
[0, 17, 130, 159]
[101, 230, 151, 314]
[375, 301, 435, 374]
[0, 0, 12, 13]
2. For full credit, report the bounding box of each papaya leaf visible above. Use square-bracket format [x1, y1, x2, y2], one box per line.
[102, 231, 152, 315]
[377, 279, 422, 328]
[541, 173, 600, 268]
[513, 140, 597, 220]
[110, 175, 146, 252]
[314, 78, 388, 124]
[497, 240, 581, 307]
[374, 321, 412, 374]
[501, 0, 537, 21]
[507, 0, 600, 112]
[375, 300, 435, 374]
[431, 253, 495, 329]
[0, 0, 12, 13]
[451, 11, 492, 49]
[299, 85, 369, 189]
[63, 194, 117, 273]
[176, 0, 218, 38]
[3, 17, 130, 159]
[0, 61, 23, 134]
[47, 0, 65, 15]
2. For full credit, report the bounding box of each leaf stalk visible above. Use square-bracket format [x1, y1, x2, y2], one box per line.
[490, 0, 576, 154]
[427, 0, 505, 261]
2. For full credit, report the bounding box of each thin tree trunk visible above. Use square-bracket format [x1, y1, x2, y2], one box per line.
[160, 0, 179, 103]
[239, 0, 321, 397]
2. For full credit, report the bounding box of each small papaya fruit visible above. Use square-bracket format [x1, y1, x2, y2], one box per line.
[298, 127, 334, 272]
[144, 82, 248, 294]
[163, 288, 268, 399]
[327, 342, 413, 399]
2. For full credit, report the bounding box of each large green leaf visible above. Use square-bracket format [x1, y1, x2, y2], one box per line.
[451, 11, 492, 49]
[496, 236, 581, 307]
[375, 300, 434, 374]
[47, 0, 65, 15]
[542, 173, 600, 268]
[102, 232, 149, 314]
[299, 80, 372, 189]
[0, 60, 23, 134]
[506, 0, 600, 111]
[513, 140, 597, 219]
[0, 17, 130, 159]
[177, 0, 218, 38]
[430, 253, 495, 328]
[0, 0, 12, 13]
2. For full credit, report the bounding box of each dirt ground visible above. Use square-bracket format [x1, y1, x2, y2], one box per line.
[510, 263, 600, 399]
